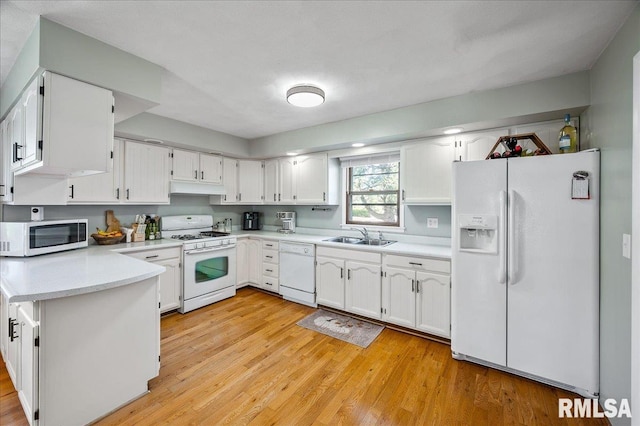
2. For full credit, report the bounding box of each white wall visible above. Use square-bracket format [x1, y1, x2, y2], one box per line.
[584, 5, 639, 425]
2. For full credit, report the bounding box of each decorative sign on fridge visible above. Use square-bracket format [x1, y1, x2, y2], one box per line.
[571, 171, 591, 199]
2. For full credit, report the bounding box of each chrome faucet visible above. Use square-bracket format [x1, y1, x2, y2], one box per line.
[351, 227, 369, 241]
[377, 230, 384, 241]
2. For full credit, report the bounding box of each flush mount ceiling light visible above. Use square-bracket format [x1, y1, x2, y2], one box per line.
[443, 128, 463, 135]
[286, 85, 325, 107]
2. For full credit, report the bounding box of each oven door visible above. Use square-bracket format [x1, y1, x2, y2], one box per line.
[183, 245, 236, 300]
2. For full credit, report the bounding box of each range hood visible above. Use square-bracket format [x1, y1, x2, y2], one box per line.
[170, 181, 227, 195]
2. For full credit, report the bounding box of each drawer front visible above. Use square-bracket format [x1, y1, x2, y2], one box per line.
[262, 277, 279, 293]
[316, 246, 381, 264]
[262, 249, 279, 264]
[262, 240, 279, 250]
[126, 246, 182, 262]
[383, 254, 450, 274]
[263, 262, 279, 278]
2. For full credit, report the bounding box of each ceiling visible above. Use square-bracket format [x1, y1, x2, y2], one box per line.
[0, 1, 636, 140]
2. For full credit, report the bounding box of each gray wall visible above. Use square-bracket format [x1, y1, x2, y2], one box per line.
[584, 5, 639, 424]
[249, 72, 590, 158]
[2, 199, 447, 238]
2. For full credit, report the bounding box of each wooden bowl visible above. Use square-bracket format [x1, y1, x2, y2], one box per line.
[91, 233, 125, 245]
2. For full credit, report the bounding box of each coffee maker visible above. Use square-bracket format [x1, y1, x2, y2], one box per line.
[242, 212, 260, 230]
[276, 211, 296, 234]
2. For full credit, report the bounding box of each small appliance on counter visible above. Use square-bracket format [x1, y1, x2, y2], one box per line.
[242, 212, 261, 230]
[276, 211, 296, 233]
[0, 219, 88, 257]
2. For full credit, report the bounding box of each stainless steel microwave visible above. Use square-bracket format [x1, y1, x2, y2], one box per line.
[0, 219, 88, 257]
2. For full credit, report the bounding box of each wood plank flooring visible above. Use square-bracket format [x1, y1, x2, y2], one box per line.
[1, 288, 609, 425]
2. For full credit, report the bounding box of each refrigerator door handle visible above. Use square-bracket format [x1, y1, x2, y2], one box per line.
[499, 190, 507, 284]
[508, 190, 518, 284]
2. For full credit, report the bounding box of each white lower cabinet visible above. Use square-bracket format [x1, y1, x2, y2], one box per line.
[1, 278, 160, 425]
[261, 240, 279, 293]
[316, 247, 382, 321]
[237, 238, 262, 288]
[125, 247, 182, 313]
[382, 254, 451, 338]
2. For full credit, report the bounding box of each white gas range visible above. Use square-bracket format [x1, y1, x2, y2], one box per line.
[161, 215, 237, 313]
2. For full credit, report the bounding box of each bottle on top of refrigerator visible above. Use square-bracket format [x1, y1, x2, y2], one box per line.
[558, 114, 577, 153]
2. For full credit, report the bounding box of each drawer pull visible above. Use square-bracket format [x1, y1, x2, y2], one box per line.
[265, 255, 273, 259]
[145, 255, 159, 259]
[266, 269, 273, 273]
[409, 262, 423, 266]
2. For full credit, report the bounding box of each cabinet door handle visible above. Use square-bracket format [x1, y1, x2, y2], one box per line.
[145, 255, 159, 259]
[409, 262, 422, 266]
[347, 269, 351, 280]
[126, 188, 130, 200]
[201, 171, 204, 180]
[416, 281, 421, 293]
[9, 318, 18, 342]
[273, 194, 276, 202]
[278, 193, 281, 202]
[69, 184, 74, 199]
[116, 188, 120, 200]
[411, 279, 415, 293]
[402, 189, 406, 201]
[238, 193, 242, 201]
[323, 192, 326, 202]
[13, 143, 23, 162]
[195, 170, 198, 179]
[340, 267, 344, 279]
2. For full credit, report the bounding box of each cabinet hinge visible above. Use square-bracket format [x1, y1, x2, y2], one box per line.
[39, 85, 44, 96]
[34, 336, 39, 347]
[34, 410, 39, 421]
[38, 140, 43, 150]
[110, 150, 114, 159]
[112, 105, 115, 113]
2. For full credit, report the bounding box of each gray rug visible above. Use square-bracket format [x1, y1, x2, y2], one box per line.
[297, 309, 384, 348]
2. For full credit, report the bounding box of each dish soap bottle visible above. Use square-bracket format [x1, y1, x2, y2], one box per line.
[558, 114, 577, 153]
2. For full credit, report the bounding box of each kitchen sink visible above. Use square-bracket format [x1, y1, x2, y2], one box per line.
[323, 236, 396, 247]
[323, 236, 364, 244]
[355, 239, 396, 247]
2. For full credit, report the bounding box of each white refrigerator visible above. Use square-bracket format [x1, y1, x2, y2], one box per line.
[451, 150, 599, 398]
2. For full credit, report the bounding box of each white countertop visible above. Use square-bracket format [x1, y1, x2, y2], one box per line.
[1, 230, 450, 304]
[0, 247, 165, 303]
[229, 230, 452, 259]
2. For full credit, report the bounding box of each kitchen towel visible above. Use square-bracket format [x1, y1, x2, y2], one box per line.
[297, 309, 384, 348]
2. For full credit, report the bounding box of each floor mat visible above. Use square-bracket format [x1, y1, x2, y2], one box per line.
[297, 309, 384, 348]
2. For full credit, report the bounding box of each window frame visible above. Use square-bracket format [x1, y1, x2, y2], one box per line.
[345, 161, 401, 227]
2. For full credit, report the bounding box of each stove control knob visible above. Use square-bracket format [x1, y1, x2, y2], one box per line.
[196, 242, 204, 249]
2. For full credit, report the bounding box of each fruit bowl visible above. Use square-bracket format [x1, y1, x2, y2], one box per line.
[91, 233, 125, 245]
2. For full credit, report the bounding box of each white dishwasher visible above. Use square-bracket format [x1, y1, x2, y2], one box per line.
[279, 242, 317, 307]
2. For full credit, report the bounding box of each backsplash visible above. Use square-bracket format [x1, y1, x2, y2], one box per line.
[1, 196, 451, 238]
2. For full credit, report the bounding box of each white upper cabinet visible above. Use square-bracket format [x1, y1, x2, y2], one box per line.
[68, 139, 122, 203]
[278, 157, 296, 204]
[237, 160, 264, 204]
[455, 127, 510, 162]
[171, 149, 222, 183]
[0, 119, 13, 202]
[123, 141, 170, 204]
[171, 149, 199, 181]
[400, 137, 455, 205]
[8, 100, 24, 172]
[16, 71, 114, 177]
[199, 153, 222, 184]
[263, 159, 278, 204]
[295, 154, 328, 204]
[220, 157, 238, 203]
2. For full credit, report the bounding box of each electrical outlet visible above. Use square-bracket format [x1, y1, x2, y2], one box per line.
[427, 218, 438, 228]
[622, 234, 631, 259]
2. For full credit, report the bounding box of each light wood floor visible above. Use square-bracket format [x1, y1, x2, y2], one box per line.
[1, 288, 609, 425]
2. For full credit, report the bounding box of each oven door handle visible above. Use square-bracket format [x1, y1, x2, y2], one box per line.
[184, 245, 236, 255]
